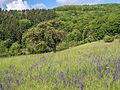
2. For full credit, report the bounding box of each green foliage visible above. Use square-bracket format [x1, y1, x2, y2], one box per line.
[114, 34, 120, 43]
[3, 39, 13, 48]
[114, 34, 120, 39]
[9, 42, 21, 56]
[0, 41, 8, 57]
[26, 42, 50, 54]
[35, 41, 50, 53]
[67, 29, 82, 42]
[53, 4, 120, 11]
[19, 19, 32, 29]
[0, 9, 56, 42]
[22, 20, 66, 53]
[103, 35, 114, 43]
[85, 35, 95, 43]
[22, 27, 48, 54]
[0, 4, 120, 56]
[56, 42, 69, 51]
[45, 29, 65, 52]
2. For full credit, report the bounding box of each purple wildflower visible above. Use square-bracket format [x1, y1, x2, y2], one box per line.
[117, 60, 120, 65]
[116, 60, 120, 71]
[97, 73, 103, 79]
[98, 66, 104, 71]
[93, 67, 97, 72]
[59, 72, 65, 80]
[16, 80, 20, 85]
[93, 65, 104, 73]
[72, 73, 76, 78]
[113, 73, 119, 81]
[79, 82, 85, 90]
[81, 72, 86, 77]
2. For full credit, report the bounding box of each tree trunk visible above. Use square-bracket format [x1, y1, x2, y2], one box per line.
[52, 44, 56, 53]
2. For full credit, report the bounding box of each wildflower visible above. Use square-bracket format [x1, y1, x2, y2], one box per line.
[97, 66, 104, 71]
[79, 82, 85, 90]
[113, 73, 119, 81]
[97, 73, 103, 79]
[59, 72, 65, 80]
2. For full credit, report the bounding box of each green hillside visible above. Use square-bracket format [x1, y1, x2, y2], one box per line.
[0, 40, 120, 90]
[54, 3, 120, 11]
[0, 4, 120, 56]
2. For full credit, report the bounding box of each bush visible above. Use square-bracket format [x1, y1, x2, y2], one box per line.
[57, 42, 69, 51]
[68, 41, 78, 47]
[26, 41, 50, 54]
[34, 41, 50, 53]
[20, 49, 30, 55]
[9, 42, 21, 56]
[26, 44, 35, 54]
[114, 34, 120, 39]
[78, 40, 87, 45]
[85, 35, 95, 43]
[103, 35, 114, 42]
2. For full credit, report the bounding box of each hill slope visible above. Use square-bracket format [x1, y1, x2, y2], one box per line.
[54, 3, 120, 11]
[0, 40, 120, 90]
[0, 4, 120, 56]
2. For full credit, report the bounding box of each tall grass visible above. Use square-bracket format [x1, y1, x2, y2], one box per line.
[0, 40, 120, 90]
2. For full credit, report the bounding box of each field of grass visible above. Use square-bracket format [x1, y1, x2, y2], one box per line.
[0, 40, 120, 90]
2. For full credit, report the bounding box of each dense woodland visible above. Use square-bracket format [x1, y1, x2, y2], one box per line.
[0, 3, 120, 57]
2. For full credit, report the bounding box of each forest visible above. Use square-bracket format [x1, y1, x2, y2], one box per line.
[0, 3, 120, 57]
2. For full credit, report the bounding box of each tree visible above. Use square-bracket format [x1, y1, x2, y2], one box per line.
[45, 29, 65, 52]
[22, 20, 66, 53]
[67, 29, 82, 42]
[19, 19, 32, 30]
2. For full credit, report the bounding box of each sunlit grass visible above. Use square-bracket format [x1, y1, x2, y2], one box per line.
[0, 40, 120, 90]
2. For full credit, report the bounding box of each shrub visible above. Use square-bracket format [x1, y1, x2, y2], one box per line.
[78, 40, 87, 45]
[20, 49, 30, 55]
[103, 35, 114, 42]
[9, 42, 21, 56]
[85, 35, 95, 43]
[68, 41, 78, 47]
[114, 34, 120, 39]
[57, 42, 69, 51]
[34, 41, 51, 53]
[26, 44, 35, 54]
[26, 41, 50, 54]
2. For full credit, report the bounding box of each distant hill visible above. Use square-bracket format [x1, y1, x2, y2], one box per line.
[0, 3, 120, 57]
[53, 3, 120, 11]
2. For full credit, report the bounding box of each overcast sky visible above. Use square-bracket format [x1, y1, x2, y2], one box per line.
[0, 0, 120, 10]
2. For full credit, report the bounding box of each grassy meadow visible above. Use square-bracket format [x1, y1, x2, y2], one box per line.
[0, 39, 120, 90]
